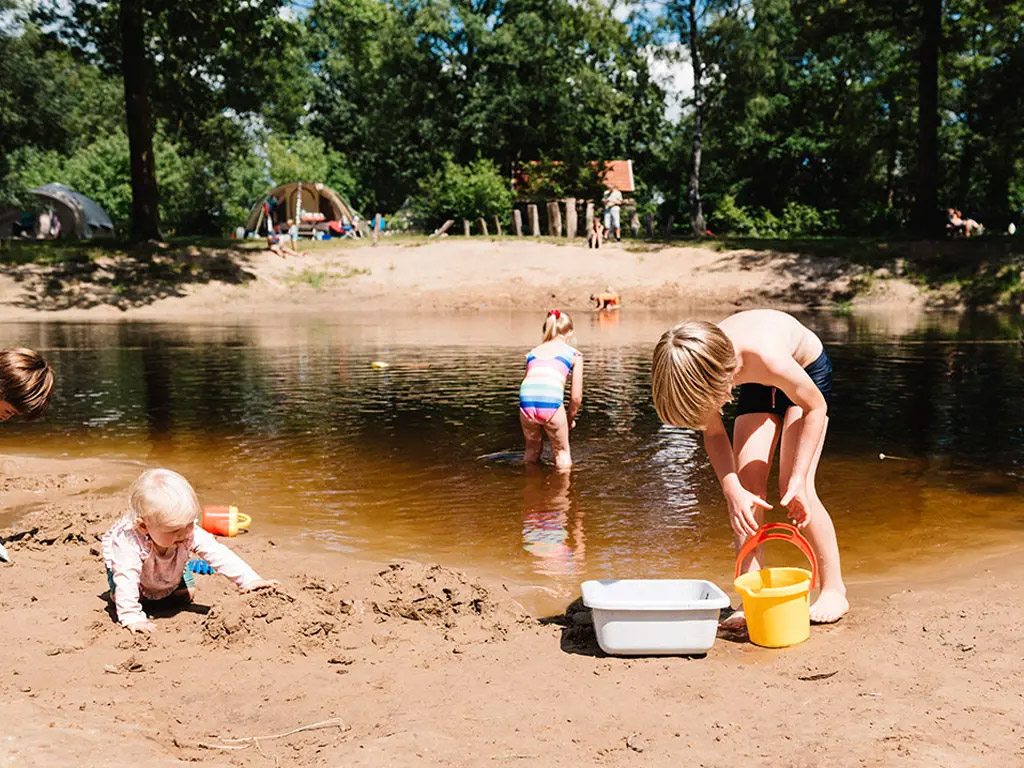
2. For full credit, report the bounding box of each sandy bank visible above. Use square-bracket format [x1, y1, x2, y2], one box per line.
[0, 238, 924, 321]
[1, 455, 1021, 767]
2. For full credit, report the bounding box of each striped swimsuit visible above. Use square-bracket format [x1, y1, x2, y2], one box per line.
[519, 341, 581, 423]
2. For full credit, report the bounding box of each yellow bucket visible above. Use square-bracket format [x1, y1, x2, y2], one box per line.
[733, 523, 818, 648]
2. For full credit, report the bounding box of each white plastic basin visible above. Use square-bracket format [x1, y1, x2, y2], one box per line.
[581, 579, 730, 656]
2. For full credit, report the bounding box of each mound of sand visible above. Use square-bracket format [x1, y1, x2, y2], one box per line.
[201, 575, 347, 653]
[367, 562, 528, 643]
[1, 498, 107, 551]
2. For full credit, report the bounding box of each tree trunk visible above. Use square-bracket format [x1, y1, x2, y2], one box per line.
[512, 209, 523, 236]
[120, 0, 162, 241]
[686, 0, 706, 237]
[528, 204, 540, 236]
[912, 0, 941, 237]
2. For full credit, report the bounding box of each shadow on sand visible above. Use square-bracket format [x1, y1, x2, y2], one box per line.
[542, 597, 746, 658]
[1, 239, 259, 311]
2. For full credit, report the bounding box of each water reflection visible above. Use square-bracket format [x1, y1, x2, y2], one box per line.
[521, 466, 584, 576]
[1, 309, 1022, 608]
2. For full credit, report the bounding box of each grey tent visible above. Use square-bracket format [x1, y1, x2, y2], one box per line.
[0, 183, 116, 239]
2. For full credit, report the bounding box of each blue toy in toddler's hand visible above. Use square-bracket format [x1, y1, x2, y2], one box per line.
[187, 558, 214, 575]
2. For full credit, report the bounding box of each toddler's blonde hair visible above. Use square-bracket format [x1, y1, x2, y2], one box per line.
[652, 321, 737, 429]
[128, 468, 200, 530]
[541, 310, 574, 342]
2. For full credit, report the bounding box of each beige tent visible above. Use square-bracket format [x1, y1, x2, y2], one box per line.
[245, 182, 363, 235]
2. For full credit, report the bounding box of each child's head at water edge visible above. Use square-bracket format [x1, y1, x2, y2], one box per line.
[651, 321, 737, 430]
[128, 469, 201, 548]
[0, 347, 55, 422]
[541, 309, 574, 343]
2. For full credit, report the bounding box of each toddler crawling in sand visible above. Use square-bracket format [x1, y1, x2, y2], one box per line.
[102, 469, 277, 633]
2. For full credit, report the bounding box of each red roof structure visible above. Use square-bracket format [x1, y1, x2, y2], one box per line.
[602, 160, 634, 193]
[513, 159, 635, 196]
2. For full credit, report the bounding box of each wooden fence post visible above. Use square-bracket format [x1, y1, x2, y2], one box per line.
[663, 214, 674, 239]
[629, 208, 640, 238]
[372, 213, 381, 245]
[513, 209, 523, 236]
[463, 219, 471, 237]
[645, 213, 655, 238]
[492, 215, 502, 236]
[528, 204, 540, 236]
[547, 201, 563, 237]
[585, 202, 595, 237]
[431, 219, 454, 237]
[477, 217, 489, 236]
[565, 197, 577, 238]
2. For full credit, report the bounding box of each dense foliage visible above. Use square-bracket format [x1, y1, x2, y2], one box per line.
[1, 0, 1021, 236]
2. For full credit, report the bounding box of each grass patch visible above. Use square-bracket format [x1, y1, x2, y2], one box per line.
[287, 265, 371, 290]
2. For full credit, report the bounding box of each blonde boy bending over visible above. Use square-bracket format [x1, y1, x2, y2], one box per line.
[652, 309, 848, 626]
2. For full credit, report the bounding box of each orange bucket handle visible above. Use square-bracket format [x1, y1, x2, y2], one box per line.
[735, 522, 818, 589]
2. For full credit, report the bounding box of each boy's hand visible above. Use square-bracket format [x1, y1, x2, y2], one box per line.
[780, 479, 811, 528]
[242, 579, 280, 593]
[127, 620, 156, 634]
[725, 487, 772, 537]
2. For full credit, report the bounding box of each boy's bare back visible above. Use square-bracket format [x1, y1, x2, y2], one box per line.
[718, 310, 823, 395]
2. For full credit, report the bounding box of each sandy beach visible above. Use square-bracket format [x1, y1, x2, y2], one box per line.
[2, 455, 1022, 767]
[0, 238, 926, 320]
[1, 237, 1021, 766]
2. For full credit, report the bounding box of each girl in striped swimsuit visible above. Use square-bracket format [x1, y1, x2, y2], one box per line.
[519, 310, 584, 470]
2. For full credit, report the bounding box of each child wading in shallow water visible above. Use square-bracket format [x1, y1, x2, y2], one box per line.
[651, 309, 848, 626]
[519, 310, 583, 470]
[102, 469, 277, 632]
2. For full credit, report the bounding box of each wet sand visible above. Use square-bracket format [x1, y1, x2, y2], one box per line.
[2, 455, 1022, 767]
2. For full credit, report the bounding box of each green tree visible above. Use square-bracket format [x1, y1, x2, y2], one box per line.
[0, 16, 123, 205]
[42, 0, 312, 238]
[414, 156, 514, 227]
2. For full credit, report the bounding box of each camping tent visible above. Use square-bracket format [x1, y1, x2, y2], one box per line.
[245, 182, 364, 236]
[0, 183, 115, 239]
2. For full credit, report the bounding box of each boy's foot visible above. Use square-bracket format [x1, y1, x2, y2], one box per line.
[719, 609, 745, 631]
[810, 589, 848, 624]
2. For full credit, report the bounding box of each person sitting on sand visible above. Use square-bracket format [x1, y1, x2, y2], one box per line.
[946, 208, 966, 237]
[0, 347, 54, 423]
[651, 309, 848, 626]
[102, 469, 278, 633]
[958, 210, 983, 237]
[267, 223, 308, 259]
[588, 216, 605, 249]
[590, 287, 620, 310]
[519, 310, 584, 471]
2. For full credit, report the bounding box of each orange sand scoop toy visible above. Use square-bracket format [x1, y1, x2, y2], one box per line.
[733, 523, 818, 648]
[200, 505, 251, 537]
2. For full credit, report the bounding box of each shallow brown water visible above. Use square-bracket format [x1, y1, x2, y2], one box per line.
[2, 309, 1023, 610]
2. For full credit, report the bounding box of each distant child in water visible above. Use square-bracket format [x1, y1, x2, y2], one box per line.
[102, 469, 277, 632]
[519, 310, 583, 470]
[0, 347, 54, 423]
[651, 309, 848, 626]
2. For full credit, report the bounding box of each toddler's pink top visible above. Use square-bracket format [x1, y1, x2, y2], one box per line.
[102, 517, 261, 626]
